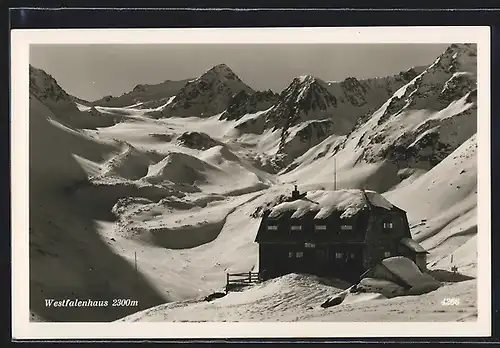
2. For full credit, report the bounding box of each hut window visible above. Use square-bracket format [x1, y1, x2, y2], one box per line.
[268, 225, 278, 231]
[315, 225, 327, 232]
[296, 252, 304, 258]
[384, 251, 391, 258]
[335, 252, 344, 259]
[291, 225, 302, 231]
[340, 224, 353, 231]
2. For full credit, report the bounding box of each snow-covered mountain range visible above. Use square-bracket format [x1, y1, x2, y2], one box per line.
[28, 43, 479, 323]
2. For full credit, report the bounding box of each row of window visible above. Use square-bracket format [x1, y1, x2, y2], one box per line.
[335, 252, 356, 259]
[286, 251, 393, 259]
[267, 222, 394, 232]
[268, 224, 354, 232]
[287, 251, 358, 259]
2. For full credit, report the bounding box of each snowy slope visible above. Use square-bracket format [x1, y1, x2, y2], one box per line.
[28, 93, 167, 322]
[29, 92, 276, 322]
[117, 274, 476, 322]
[384, 134, 477, 276]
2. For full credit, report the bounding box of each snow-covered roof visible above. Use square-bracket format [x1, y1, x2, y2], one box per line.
[400, 238, 428, 253]
[267, 189, 394, 220]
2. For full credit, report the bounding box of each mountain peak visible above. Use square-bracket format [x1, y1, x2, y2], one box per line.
[429, 43, 477, 75]
[262, 73, 338, 131]
[340, 76, 362, 90]
[442, 43, 477, 64]
[285, 75, 331, 102]
[295, 75, 320, 84]
[204, 63, 239, 79]
[158, 63, 254, 118]
[211, 63, 232, 71]
[445, 43, 477, 55]
[29, 64, 72, 103]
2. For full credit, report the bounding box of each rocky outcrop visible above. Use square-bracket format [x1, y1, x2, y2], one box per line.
[219, 90, 279, 121]
[177, 132, 222, 150]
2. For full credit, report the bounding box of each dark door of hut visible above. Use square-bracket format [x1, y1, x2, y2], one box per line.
[311, 244, 329, 275]
[299, 243, 329, 276]
[343, 245, 364, 281]
[315, 247, 329, 276]
[328, 244, 364, 281]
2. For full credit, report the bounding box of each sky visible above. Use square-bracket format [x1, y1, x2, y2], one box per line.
[30, 44, 450, 102]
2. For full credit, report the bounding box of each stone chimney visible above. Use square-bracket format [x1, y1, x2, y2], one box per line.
[291, 185, 300, 200]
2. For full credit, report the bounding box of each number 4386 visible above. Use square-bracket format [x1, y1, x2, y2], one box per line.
[441, 297, 460, 306]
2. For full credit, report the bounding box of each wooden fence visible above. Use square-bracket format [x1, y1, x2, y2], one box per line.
[225, 272, 260, 291]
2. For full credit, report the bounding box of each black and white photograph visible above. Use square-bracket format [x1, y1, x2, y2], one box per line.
[11, 27, 491, 339]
